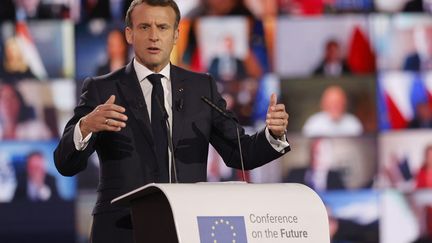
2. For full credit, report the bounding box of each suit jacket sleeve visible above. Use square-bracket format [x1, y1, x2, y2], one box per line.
[206, 74, 289, 170]
[53, 78, 100, 176]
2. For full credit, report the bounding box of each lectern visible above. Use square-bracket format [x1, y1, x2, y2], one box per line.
[112, 183, 330, 243]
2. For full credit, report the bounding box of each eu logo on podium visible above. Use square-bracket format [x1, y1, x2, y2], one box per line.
[197, 216, 248, 243]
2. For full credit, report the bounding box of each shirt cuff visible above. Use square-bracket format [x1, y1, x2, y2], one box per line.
[265, 127, 290, 153]
[73, 119, 92, 151]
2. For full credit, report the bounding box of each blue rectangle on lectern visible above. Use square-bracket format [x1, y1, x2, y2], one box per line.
[197, 216, 248, 243]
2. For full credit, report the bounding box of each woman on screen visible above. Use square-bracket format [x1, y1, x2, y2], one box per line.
[0, 84, 51, 140]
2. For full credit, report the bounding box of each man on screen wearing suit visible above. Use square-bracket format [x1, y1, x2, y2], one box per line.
[54, 0, 290, 242]
[13, 151, 60, 202]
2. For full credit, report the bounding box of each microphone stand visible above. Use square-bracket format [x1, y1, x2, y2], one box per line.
[165, 118, 178, 183]
[235, 123, 246, 181]
[201, 96, 246, 182]
[155, 97, 178, 183]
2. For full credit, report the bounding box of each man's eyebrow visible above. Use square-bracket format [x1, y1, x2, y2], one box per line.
[157, 23, 171, 27]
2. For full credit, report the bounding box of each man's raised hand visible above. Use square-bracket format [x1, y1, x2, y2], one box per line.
[80, 95, 128, 137]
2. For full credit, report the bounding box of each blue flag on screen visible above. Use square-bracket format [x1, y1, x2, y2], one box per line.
[197, 216, 248, 243]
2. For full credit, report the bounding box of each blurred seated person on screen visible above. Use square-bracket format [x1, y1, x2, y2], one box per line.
[314, 39, 351, 77]
[13, 151, 60, 202]
[326, 203, 379, 242]
[96, 29, 129, 76]
[0, 84, 52, 140]
[0, 37, 37, 84]
[13, 0, 70, 19]
[302, 85, 363, 137]
[187, 0, 252, 17]
[208, 35, 247, 83]
[403, 26, 432, 71]
[409, 102, 432, 128]
[207, 35, 259, 125]
[283, 138, 345, 191]
[415, 145, 432, 188]
[81, 0, 132, 21]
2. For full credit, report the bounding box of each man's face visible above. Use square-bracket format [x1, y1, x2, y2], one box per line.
[0, 85, 20, 122]
[416, 103, 432, 121]
[27, 154, 46, 186]
[224, 36, 235, 54]
[125, 3, 179, 72]
[5, 39, 20, 61]
[107, 31, 127, 60]
[321, 87, 347, 121]
[327, 43, 341, 62]
[206, 0, 236, 15]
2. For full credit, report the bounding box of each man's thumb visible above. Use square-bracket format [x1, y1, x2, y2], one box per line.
[269, 93, 277, 107]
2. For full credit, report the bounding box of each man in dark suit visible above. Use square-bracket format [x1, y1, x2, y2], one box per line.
[314, 39, 351, 77]
[283, 167, 345, 191]
[14, 151, 60, 202]
[403, 52, 421, 71]
[54, 0, 290, 242]
[283, 138, 345, 191]
[408, 102, 432, 129]
[207, 35, 247, 82]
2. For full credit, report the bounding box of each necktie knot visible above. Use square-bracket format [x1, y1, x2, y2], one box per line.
[147, 74, 164, 86]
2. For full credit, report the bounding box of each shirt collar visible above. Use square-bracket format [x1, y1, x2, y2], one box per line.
[133, 58, 171, 82]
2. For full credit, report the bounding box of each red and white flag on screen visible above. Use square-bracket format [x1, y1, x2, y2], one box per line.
[15, 21, 47, 80]
[378, 72, 432, 129]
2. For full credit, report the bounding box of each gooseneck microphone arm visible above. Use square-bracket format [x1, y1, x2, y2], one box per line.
[201, 96, 246, 182]
[154, 96, 178, 183]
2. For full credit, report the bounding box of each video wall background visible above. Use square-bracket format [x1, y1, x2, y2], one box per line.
[1, 0, 432, 242]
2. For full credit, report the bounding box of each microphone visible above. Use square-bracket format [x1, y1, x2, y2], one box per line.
[154, 96, 178, 183]
[201, 96, 246, 182]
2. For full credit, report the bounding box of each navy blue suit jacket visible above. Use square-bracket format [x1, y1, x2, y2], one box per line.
[54, 62, 288, 215]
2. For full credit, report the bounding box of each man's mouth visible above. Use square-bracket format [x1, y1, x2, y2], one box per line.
[147, 47, 160, 54]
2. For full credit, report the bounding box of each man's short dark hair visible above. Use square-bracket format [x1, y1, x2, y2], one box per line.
[125, 0, 181, 28]
[26, 151, 44, 164]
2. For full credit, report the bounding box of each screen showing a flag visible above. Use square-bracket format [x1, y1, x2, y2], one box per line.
[197, 216, 248, 243]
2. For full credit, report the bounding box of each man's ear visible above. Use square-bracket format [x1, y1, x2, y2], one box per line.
[125, 27, 133, 44]
[173, 28, 179, 44]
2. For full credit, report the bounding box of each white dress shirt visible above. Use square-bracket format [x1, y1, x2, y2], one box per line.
[302, 111, 363, 137]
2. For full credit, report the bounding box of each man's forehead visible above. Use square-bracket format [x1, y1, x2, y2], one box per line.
[131, 4, 176, 24]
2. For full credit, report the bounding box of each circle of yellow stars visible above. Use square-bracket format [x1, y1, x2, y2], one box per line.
[210, 218, 237, 243]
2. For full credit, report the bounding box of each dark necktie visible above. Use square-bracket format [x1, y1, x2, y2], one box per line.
[147, 74, 168, 180]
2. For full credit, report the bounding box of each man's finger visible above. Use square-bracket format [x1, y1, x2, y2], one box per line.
[103, 104, 126, 113]
[267, 119, 286, 126]
[105, 119, 127, 128]
[105, 95, 116, 104]
[105, 110, 128, 121]
[104, 123, 122, 132]
[269, 93, 277, 107]
[270, 104, 286, 112]
[268, 111, 288, 119]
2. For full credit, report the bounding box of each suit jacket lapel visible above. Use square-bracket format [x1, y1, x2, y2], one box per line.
[171, 65, 186, 150]
[117, 62, 154, 147]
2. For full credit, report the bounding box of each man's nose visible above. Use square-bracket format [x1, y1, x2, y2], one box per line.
[149, 27, 159, 41]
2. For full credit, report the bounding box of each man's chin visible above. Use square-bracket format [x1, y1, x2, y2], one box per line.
[145, 61, 168, 72]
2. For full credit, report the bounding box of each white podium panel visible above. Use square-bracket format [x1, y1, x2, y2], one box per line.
[112, 183, 330, 243]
